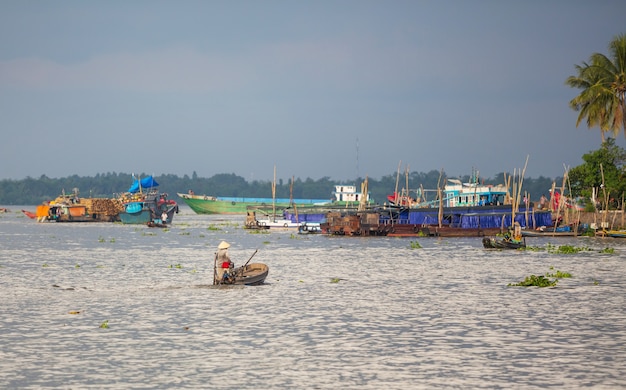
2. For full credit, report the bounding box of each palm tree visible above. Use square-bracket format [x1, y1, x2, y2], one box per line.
[566, 34, 626, 142]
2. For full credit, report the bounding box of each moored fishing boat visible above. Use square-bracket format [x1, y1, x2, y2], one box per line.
[521, 225, 581, 237]
[178, 192, 330, 215]
[118, 176, 179, 225]
[179, 183, 371, 215]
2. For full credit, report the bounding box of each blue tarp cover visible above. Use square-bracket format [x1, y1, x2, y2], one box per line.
[128, 176, 159, 193]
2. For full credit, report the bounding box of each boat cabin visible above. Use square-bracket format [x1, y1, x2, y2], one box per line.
[332, 185, 370, 203]
[444, 180, 507, 207]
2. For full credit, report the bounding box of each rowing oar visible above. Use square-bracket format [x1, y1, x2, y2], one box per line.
[213, 252, 218, 285]
[236, 249, 258, 277]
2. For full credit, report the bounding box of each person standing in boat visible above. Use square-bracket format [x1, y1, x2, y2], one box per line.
[215, 241, 234, 283]
[161, 210, 168, 224]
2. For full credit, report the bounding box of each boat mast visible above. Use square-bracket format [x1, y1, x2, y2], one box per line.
[272, 165, 276, 222]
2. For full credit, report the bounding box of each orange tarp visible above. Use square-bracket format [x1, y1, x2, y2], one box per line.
[36, 205, 49, 217]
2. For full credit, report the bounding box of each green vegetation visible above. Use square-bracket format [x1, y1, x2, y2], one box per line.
[99, 320, 109, 329]
[409, 241, 422, 249]
[546, 267, 572, 279]
[168, 264, 183, 269]
[566, 33, 626, 142]
[509, 267, 573, 287]
[564, 33, 626, 208]
[330, 278, 341, 283]
[248, 229, 270, 234]
[522, 243, 615, 254]
[568, 139, 626, 204]
[545, 243, 592, 254]
[509, 275, 558, 287]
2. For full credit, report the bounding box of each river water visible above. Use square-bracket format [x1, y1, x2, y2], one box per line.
[1, 205, 625, 389]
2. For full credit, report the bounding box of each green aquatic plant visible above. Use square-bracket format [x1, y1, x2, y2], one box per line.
[168, 264, 183, 269]
[179, 231, 191, 235]
[75, 264, 80, 268]
[509, 266, 573, 287]
[546, 243, 592, 254]
[521, 245, 545, 252]
[330, 278, 341, 283]
[248, 229, 270, 234]
[508, 274, 558, 287]
[98, 236, 105, 242]
[99, 320, 109, 329]
[207, 225, 221, 231]
[409, 241, 422, 249]
[546, 267, 572, 279]
[599, 247, 615, 254]
[263, 241, 271, 245]
[42, 263, 49, 267]
[109, 238, 115, 243]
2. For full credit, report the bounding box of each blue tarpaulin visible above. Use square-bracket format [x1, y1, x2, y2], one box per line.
[128, 176, 159, 193]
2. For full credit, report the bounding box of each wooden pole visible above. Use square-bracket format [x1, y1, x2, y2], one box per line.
[272, 165, 276, 222]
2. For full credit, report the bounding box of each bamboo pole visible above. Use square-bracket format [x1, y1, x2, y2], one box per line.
[405, 165, 410, 206]
[600, 163, 608, 230]
[437, 169, 444, 228]
[272, 165, 276, 222]
[394, 161, 401, 204]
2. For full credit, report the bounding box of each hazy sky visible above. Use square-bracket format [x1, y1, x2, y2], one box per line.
[2, 1, 625, 183]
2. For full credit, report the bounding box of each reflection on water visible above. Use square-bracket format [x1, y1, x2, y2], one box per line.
[1, 207, 626, 388]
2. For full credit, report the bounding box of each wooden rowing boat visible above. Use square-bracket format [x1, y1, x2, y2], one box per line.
[482, 236, 526, 250]
[216, 263, 269, 286]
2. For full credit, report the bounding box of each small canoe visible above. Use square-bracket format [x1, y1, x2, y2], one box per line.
[601, 230, 626, 238]
[217, 262, 269, 286]
[482, 237, 526, 250]
[21, 209, 37, 219]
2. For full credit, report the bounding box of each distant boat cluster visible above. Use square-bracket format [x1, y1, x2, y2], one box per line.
[23, 176, 179, 227]
[20, 173, 625, 239]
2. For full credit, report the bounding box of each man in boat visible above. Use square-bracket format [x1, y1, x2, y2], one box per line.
[215, 241, 234, 284]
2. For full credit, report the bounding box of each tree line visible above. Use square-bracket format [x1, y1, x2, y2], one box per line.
[1, 169, 560, 206]
[2, 138, 623, 209]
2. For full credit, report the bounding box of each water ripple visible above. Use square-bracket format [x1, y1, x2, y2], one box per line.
[1, 210, 625, 388]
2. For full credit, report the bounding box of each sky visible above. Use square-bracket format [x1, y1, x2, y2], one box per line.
[1, 1, 626, 183]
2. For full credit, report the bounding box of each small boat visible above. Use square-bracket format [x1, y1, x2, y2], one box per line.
[482, 236, 526, 249]
[521, 226, 580, 237]
[0, 207, 9, 213]
[216, 263, 269, 286]
[21, 209, 37, 219]
[298, 222, 322, 234]
[118, 176, 179, 225]
[598, 230, 626, 238]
